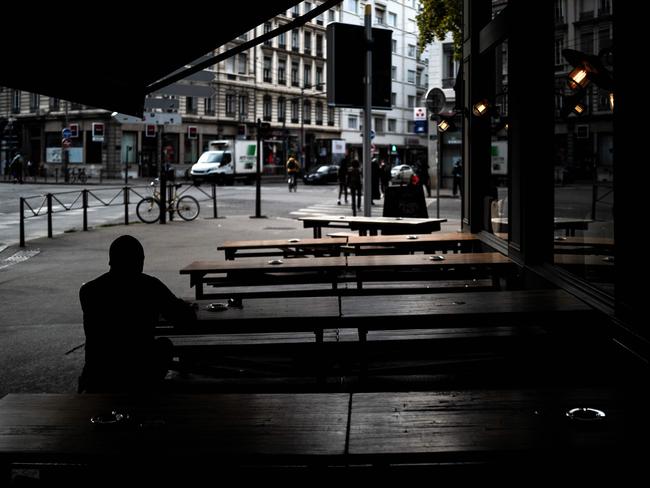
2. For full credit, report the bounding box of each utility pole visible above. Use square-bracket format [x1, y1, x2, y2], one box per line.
[363, 3, 373, 217]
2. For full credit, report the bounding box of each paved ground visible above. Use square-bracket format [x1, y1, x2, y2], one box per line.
[0, 212, 322, 396]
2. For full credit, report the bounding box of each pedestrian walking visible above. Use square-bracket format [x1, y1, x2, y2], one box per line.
[452, 159, 463, 197]
[348, 159, 362, 216]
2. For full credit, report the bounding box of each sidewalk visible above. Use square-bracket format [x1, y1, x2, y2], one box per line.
[0, 212, 314, 396]
[0, 184, 461, 395]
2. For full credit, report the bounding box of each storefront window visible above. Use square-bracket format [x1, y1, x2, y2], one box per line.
[552, 3, 614, 295]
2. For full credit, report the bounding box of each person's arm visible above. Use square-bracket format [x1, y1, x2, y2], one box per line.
[153, 278, 197, 326]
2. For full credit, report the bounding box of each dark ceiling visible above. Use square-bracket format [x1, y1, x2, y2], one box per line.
[1, 2, 301, 116]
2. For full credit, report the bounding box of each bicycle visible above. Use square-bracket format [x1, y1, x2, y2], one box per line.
[288, 173, 298, 192]
[70, 168, 88, 184]
[136, 178, 200, 223]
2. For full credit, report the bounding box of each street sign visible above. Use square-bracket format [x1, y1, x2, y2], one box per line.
[143, 112, 183, 126]
[370, 129, 376, 140]
[62, 128, 72, 139]
[413, 107, 427, 120]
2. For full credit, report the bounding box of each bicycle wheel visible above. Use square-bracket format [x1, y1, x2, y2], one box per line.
[136, 197, 161, 223]
[79, 173, 88, 184]
[176, 195, 200, 221]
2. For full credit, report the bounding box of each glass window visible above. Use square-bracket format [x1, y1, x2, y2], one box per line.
[388, 12, 397, 27]
[303, 100, 311, 124]
[348, 115, 358, 130]
[278, 59, 287, 85]
[553, 12, 614, 295]
[263, 95, 272, 121]
[278, 97, 286, 122]
[388, 119, 397, 132]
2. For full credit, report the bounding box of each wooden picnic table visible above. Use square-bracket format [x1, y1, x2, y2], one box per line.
[180, 256, 348, 299]
[0, 392, 349, 473]
[299, 215, 447, 238]
[347, 387, 646, 468]
[218, 237, 347, 260]
[492, 217, 592, 236]
[346, 232, 481, 254]
[181, 252, 513, 300]
[553, 235, 615, 254]
[157, 297, 340, 343]
[340, 289, 593, 341]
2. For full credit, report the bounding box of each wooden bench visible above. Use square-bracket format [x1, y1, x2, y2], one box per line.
[180, 252, 515, 301]
[218, 237, 348, 260]
[299, 215, 447, 238]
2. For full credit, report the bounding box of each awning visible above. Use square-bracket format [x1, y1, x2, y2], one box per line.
[1, 2, 302, 116]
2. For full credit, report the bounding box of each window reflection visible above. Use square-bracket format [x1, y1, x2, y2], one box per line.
[553, 0, 614, 295]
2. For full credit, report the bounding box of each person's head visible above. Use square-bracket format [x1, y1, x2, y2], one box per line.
[109, 235, 144, 274]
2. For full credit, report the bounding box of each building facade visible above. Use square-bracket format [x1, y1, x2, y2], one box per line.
[0, 1, 343, 180]
[338, 0, 429, 170]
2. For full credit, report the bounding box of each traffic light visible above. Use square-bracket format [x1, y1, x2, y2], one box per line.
[390, 144, 397, 154]
[69, 123, 79, 138]
[92, 122, 104, 141]
[187, 126, 198, 139]
[145, 124, 156, 138]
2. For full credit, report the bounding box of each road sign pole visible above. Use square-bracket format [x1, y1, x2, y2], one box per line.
[363, 3, 372, 217]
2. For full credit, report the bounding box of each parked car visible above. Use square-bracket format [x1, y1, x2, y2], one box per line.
[390, 164, 414, 183]
[303, 164, 339, 184]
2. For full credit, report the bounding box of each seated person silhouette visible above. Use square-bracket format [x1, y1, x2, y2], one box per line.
[78, 235, 195, 393]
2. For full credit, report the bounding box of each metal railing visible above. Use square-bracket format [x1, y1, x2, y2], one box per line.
[18, 182, 221, 247]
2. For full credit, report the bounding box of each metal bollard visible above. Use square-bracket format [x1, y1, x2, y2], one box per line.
[124, 187, 129, 225]
[19, 198, 25, 247]
[47, 193, 53, 238]
[82, 189, 88, 231]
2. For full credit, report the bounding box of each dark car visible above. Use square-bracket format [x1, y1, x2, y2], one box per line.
[303, 164, 339, 184]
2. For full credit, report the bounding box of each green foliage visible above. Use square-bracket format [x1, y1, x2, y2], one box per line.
[416, 0, 463, 59]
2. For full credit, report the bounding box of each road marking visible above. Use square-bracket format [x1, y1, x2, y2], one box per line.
[0, 249, 40, 270]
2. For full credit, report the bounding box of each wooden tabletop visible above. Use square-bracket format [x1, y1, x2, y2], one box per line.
[0, 393, 350, 464]
[348, 388, 640, 462]
[181, 256, 349, 275]
[346, 252, 512, 270]
[218, 237, 348, 250]
[340, 289, 593, 327]
[347, 232, 479, 245]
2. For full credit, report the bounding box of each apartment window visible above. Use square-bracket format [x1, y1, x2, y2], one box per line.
[204, 97, 214, 115]
[278, 59, 287, 85]
[278, 30, 287, 49]
[291, 99, 300, 123]
[407, 121, 415, 133]
[278, 97, 286, 122]
[225, 93, 236, 117]
[580, 29, 594, 54]
[391, 66, 397, 80]
[11, 90, 21, 113]
[238, 53, 248, 74]
[263, 95, 272, 121]
[316, 34, 323, 57]
[328, 10, 335, 22]
[292, 5, 300, 17]
[347, 115, 358, 130]
[375, 7, 385, 25]
[226, 56, 236, 79]
[263, 22, 273, 46]
[346, 0, 357, 13]
[186, 96, 196, 114]
[407, 95, 415, 108]
[392, 39, 397, 53]
[598, 27, 612, 51]
[30, 93, 40, 111]
[328, 107, 335, 126]
[238, 95, 248, 119]
[292, 62, 300, 86]
[304, 2, 311, 13]
[304, 64, 312, 88]
[554, 0, 565, 23]
[388, 12, 397, 27]
[407, 70, 416, 84]
[238, 32, 248, 41]
[374, 117, 385, 134]
[388, 119, 397, 132]
[292, 29, 300, 51]
[49, 97, 60, 111]
[391, 92, 397, 106]
[442, 43, 457, 88]
[303, 100, 311, 124]
[315, 66, 323, 88]
[263, 56, 272, 82]
[316, 13, 324, 25]
[554, 37, 565, 68]
[408, 44, 416, 57]
[579, 0, 595, 19]
[315, 102, 323, 125]
[416, 70, 422, 87]
[304, 31, 311, 54]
